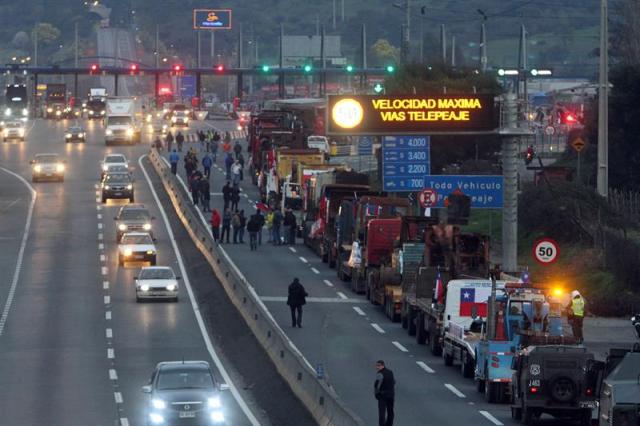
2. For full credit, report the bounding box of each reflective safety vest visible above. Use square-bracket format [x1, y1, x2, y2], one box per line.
[572, 297, 585, 317]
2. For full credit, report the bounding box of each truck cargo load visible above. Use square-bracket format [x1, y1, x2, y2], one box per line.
[105, 97, 142, 145]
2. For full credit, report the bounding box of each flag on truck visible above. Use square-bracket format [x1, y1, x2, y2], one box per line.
[459, 288, 487, 317]
[434, 271, 445, 305]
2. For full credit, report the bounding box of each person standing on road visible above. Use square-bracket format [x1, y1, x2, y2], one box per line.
[199, 178, 211, 212]
[189, 173, 201, 206]
[247, 213, 261, 251]
[286, 278, 308, 328]
[169, 149, 180, 175]
[210, 208, 221, 242]
[221, 208, 232, 244]
[198, 129, 206, 150]
[232, 210, 241, 244]
[284, 209, 297, 245]
[238, 209, 246, 243]
[231, 160, 242, 186]
[233, 140, 242, 159]
[374, 360, 395, 426]
[224, 153, 234, 180]
[211, 134, 219, 162]
[265, 210, 274, 243]
[272, 207, 283, 245]
[238, 152, 245, 181]
[567, 290, 586, 343]
[202, 153, 213, 179]
[222, 182, 232, 211]
[230, 185, 240, 212]
[176, 131, 185, 152]
[256, 209, 265, 245]
[165, 131, 174, 152]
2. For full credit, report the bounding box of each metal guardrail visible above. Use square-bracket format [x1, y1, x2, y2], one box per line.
[147, 149, 364, 426]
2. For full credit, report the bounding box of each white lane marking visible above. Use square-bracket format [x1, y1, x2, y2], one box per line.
[323, 279, 334, 287]
[96, 205, 102, 211]
[288, 247, 297, 253]
[97, 214, 103, 220]
[104, 295, 110, 304]
[479, 411, 503, 425]
[100, 254, 106, 262]
[416, 361, 435, 373]
[103, 281, 109, 290]
[101, 266, 108, 275]
[96, 197, 101, 203]
[98, 233, 103, 240]
[371, 323, 385, 334]
[445, 383, 466, 398]
[106, 328, 113, 338]
[311, 267, 320, 274]
[114, 392, 123, 404]
[107, 348, 115, 359]
[98, 223, 103, 230]
[99, 243, 104, 250]
[337, 291, 348, 300]
[140, 155, 261, 426]
[242, 193, 249, 198]
[120, 419, 129, 426]
[109, 369, 118, 380]
[299, 256, 308, 263]
[392, 341, 409, 352]
[105, 311, 112, 320]
[353, 306, 365, 316]
[0, 167, 36, 336]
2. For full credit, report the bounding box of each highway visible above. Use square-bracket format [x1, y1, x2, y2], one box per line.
[0, 118, 312, 426]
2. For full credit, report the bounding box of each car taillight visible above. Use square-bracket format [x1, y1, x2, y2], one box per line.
[529, 386, 539, 394]
[586, 388, 593, 396]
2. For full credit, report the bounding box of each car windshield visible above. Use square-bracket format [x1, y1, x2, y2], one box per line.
[119, 209, 149, 220]
[35, 155, 59, 163]
[69, 127, 82, 132]
[139, 268, 174, 280]
[157, 369, 214, 390]
[107, 116, 132, 125]
[105, 156, 126, 164]
[6, 123, 21, 128]
[107, 165, 128, 173]
[104, 174, 131, 183]
[121, 234, 152, 245]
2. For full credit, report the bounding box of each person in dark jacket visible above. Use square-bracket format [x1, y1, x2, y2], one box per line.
[222, 182, 232, 211]
[230, 185, 240, 211]
[165, 131, 174, 152]
[233, 140, 242, 159]
[286, 278, 308, 328]
[221, 208, 232, 243]
[176, 131, 185, 152]
[255, 210, 265, 245]
[224, 153, 234, 180]
[189, 173, 200, 206]
[199, 178, 211, 212]
[246, 213, 261, 250]
[210, 209, 221, 242]
[283, 209, 297, 245]
[238, 209, 246, 243]
[374, 360, 395, 426]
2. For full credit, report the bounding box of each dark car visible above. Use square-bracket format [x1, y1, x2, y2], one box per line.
[101, 172, 134, 203]
[142, 361, 229, 425]
[114, 204, 154, 242]
[65, 126, 86, 143]
[511, 345, 598, 425]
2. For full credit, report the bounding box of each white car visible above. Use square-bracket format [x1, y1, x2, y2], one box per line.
[135, 266, 180, 302]
[31, 153, 66, 182]
[101, 153, 128, 172]
[118, 232, 156, 266]
[307, 135, 330, 154]
[3, 121, 25, 142]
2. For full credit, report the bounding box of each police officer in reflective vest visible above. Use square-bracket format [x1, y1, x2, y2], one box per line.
[567, 290, 586, 343]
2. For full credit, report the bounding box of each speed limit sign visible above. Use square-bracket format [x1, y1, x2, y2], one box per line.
[533, 238, 560, 264]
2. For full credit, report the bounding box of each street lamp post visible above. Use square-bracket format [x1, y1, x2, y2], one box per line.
[597, 0, 609, 197]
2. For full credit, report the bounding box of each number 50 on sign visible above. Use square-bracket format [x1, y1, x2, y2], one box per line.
[533, 238, 560, 265]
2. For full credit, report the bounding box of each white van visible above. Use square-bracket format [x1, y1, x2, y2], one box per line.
[307, 135, 330, 154]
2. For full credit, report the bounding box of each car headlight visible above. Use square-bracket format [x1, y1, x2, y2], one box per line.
[208, 397, 222, 408]
[124, 248, 132, 256]
[18, 129, 24, 136]
[55, 110, 61, 116]
[80, 133, 85, 138]
[47, 107, 53, 113]
[89, 110, 94, 115]
[149, 412, 164, 424]
[118, 224, 127, 231]
[126, 128, 134, 137]
[56, 164, 65, 173]
[151, 399, 166, 410]
[102, 164, 109, 171]
[34, 165, 42, 173]
[211, 411, 225, 423]
[22, 108, 28, 116]
[146, 250, 155, 255]
[171, 117, 177, 123]
[105, 129, 113, 136]
[65, 133, 72, 138]
[5, 108, 11, 116]
[140, 284, 150, 292]
[126, 184, 133, 190]
[104, 185, 110, 190]
[100, 110, 105, 115]
[143, 223, 152, 231]
[166, 284, 176, 291]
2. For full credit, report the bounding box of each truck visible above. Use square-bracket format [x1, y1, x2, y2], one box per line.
[44, 83, 67, 119]
[274, 149, 326, 211]
[248, 110, 299, 183]
[104, 97, 141, 145]
[4, 84, 28, 120]
[85, 88, 107, 119]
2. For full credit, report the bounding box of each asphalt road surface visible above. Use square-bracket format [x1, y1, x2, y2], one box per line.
[0, 118, 312, 426]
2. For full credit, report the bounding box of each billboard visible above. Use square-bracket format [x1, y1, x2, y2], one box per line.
[423, 175, 504, 208]
[327, 94, 498, 135]
[193, 9, 232, 30]
[382, 136, 430, 192]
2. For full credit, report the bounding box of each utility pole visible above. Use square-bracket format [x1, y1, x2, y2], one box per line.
[278, 24, 285, 98]
[210, 31, 215, 67]
[451, 36, 456, 67]
[480, 23, 487, 72]
[419, 7, 425, 63]
[361, 23, 367, 90]
[404, 0, 411, 62]
[238, 23, 243, 68]
[155, 25, 160, 68]
[501, 93, 520, 273]
[316, 14, 320, 36]
[33, 25, 38, 67]
[197, 30, 202, 68]
[518, 24, 527, 101]
[74, 22, 79, 68]
[440, 24, 446, 63]
[597, 0, 609, 197]
[332, 0, 336, 30]
[341, 0, 345, 21]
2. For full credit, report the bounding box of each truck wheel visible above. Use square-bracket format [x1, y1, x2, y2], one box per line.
[485, 381, 498, 403]
[328, 251, 336, 268]
[415, 312, 427, 344]
[401, 309, 408, 329]
[578, 409, 592, 426]
[322, 251, 328, 263]
[476, 378, 486, 394]
[443, 351, 454, 367]
[407, 309, 417, 336]
[522, 406, 537, 425]
[460, 350, 474, 378]
[511, 405, 522, 421]
[428, 320, 442, 356]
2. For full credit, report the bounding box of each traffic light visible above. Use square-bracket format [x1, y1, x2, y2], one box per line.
[261, 65, 270, 73]
[525, 146, 535, 165]
[386, 65, 395, 73]
[129, 63, 139, 75]
[303, 64, 312, 73]
[171, 64, 183, 76]
[346, 65, 354, 72]
[90, 64, 99, 75]
[563, 112, 577, 125]
[215, 64, 224, 73]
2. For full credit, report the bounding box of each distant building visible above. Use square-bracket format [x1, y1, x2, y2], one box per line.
[282, 35, 346, 67]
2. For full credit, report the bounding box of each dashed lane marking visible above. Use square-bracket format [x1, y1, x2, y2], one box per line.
[120, 419, 129, 426]
[289, 247, 297, 253]
[114, 392, 123, 404]
[311, 267, 320, 274]
[97, 214, 102, 220]
[96, 198, 101, 203]
[106, 328, 113, 338]
[371, 323, 385, 334]
[96, 205, 102, 211]
[416, 361, 435, 373]
[99, 243, 104, 250]
[392, 341, 409, 352]
[299, 256, 308, 263]
[98, 223, 103, 230]
[0, 167, 36, 336]
[109, 369, 118, 380]
[98, 233, 103, 240]
[445, 383, 466, 398]
[101, 266, 108, 275]
[353, 306, 366, 316]
[323, 279, 334, 287]
[103, 281, 109, 290]
[107, 348, 115, 359]
[336, 291, 348, 300]
[105, 311, 112, 320]
[479, 411, 503, 426]
[104, 295, 110, 304]
[100, 254, 106, 262]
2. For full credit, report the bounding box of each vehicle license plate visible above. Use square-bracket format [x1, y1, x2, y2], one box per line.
[179, 411, 196, 418]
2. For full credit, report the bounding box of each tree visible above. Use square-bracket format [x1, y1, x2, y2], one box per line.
[32, 23, 60, 45]
[370, 39, 399, 66]
[611, 0, 640, 65]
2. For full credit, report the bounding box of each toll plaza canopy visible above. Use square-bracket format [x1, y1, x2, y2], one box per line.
[327, 94, 498, 135]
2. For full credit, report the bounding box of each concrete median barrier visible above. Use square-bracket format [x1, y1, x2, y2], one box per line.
[147, 149, 364, 426]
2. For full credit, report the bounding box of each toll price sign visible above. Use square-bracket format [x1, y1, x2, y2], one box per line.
[533, 238, 560, 265]
[382, 136, 430, 192]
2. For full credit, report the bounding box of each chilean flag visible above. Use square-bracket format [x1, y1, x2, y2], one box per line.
[459, 288, 487, 317]
[434, 271, 445, 305]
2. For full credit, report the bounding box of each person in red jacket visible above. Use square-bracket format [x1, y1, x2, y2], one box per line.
[210, 209, 221, 242]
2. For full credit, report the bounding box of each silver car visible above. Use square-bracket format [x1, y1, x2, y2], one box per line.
[31, 153, 66, 182]
[3, 121, 25, 141]
[114, 204, 154, 242]
[135, 266, 179, 302]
